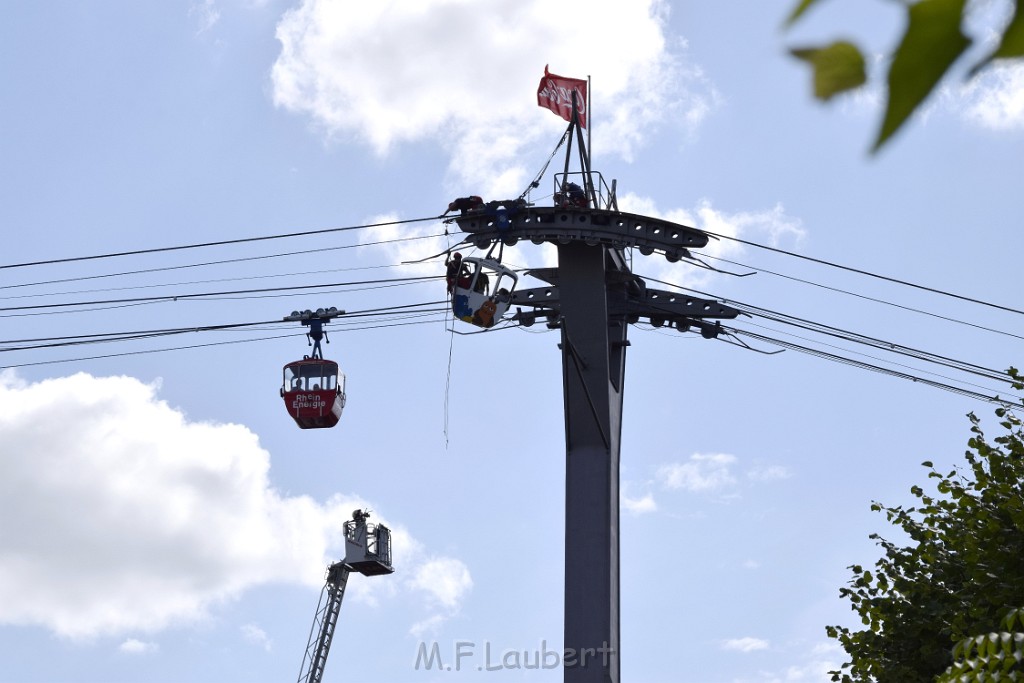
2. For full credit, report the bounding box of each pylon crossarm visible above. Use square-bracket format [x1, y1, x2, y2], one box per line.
[509, 285, 739, 330]
[624, 287, 740, 320]
[511, 286, 562, 309]
[454, 206, 708, 262]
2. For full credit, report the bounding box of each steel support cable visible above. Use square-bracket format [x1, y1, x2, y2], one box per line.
[328, 301, 448, 319]
[332, 315, 448, 332]
[730, 317, 1012, 396]
[179, 278, 439, 303]
[186, 309, 447, 334]
[0, 233, 450, 299]
[0, 333, 300, 370]
[0, 323, 281, 352]
[690, 250, 1024, 342]
[644, 288, 1010, 386]
[698, 229, 1024, 317]
[0, 281, 443, 318]
[0, 215, 445, 271]
[2, 329, 241, 353]
[514, 310, 1016, 405]
[0, 302, 448, 352]
[0, 315, 449, 370]
[724, 302, 1010, 383]
[721, 324, 1021, 407]
[505, 314, 1017, 405]
[4, 269, 409, 302]
[0, 299, 169, 319]
[639, 274, 1014, 385]
[737, 305, 1011, 384]
[518, 126, 572, 202]
[0, 275, 443, 313]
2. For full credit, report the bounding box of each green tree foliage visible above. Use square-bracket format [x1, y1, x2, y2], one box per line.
[936, 607, 1024, 682]
[826, 368, 1024, 682]
[785, 0, 1024, 151]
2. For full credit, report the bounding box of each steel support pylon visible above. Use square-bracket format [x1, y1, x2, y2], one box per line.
[453, 193, 740, 683]
[557, 242, 628, 683]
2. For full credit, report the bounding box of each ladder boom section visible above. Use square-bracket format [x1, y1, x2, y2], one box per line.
[297, 562, 351, 683]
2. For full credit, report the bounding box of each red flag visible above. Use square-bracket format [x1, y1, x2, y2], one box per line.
[537, 65, 587, 128]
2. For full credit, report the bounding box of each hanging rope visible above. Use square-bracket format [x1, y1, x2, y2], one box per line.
[443, 308, 456, 450]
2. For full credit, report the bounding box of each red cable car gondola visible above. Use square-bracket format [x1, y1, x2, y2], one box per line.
[280, 308, 347, 429]
[281, 358, 346, 429]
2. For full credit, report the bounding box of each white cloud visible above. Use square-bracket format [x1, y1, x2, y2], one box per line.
[241, 623, 272, 652]
[409, 557, 473, 611]
[934, 0, 1023, 131]
[270, 0, 717, 195]
[403, 557, 473, 636]
[0, 372, 470, 639]
[119, 638, 159, 655]
[189, 0, 221, 34]
[621, 491, 658, 515]
[909, 0, 1024, 134]
[722, 637, 769, 652]
[748, 642, 844, 682]
[956, 62, 1024, 131]
[358, 212, 453, 279]
[747, 465, 793, 482]
[658, 453, 736, 492]
[655, 454, 792, 497]
[409, 613, 447, 639]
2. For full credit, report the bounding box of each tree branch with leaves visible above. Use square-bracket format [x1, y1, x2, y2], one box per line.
[785, 0, 1024, 151]
[826, 368, 1024, 681]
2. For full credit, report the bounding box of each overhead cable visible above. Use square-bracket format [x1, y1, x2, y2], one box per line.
[0, 301, 448, 352]
[0, 312, 448, 369]
[0, 232, 449, 295]
[699, 229, 1024, 316]
[640, 274, 1015, 385]
[0, 275, 441, 313]
[690, 250, 1024, 342]
[0, 215, 443, 271]
[722, 324, 1021, 408]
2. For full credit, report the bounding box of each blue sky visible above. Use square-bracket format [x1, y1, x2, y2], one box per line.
[1, 1, 1022, 682]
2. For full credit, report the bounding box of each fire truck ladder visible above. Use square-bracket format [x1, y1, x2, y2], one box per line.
[296, 562, 350, 683]
[295, 510, 393, 683]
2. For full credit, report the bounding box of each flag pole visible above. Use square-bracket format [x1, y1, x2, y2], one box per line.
[587, 75, 592, 167]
